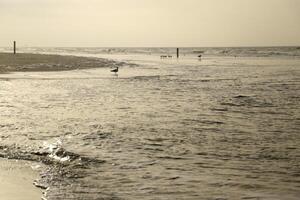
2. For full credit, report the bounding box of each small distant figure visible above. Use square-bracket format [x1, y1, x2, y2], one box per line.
[198, 54, 202, 60]
[110, 66, 119, 74]
[160, 55, 173, 59]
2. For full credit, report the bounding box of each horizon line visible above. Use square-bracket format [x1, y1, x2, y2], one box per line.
[1, 45, 300, 48]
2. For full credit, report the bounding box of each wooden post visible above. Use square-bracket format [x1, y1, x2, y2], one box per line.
[13, 41, 16, 54]
[176, 48, 179, 58]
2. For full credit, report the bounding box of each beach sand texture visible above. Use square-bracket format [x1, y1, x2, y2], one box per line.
[0, 52, 117, 73]
[0, 159, 42, 200]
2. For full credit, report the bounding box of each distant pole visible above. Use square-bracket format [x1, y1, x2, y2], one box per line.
[176, 48, 179, 58]
[13, 41, 16, 54]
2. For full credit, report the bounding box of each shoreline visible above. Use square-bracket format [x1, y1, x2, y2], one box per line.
[0, 158, 43, 200]
[0, 52, 121, 200]
[0, 52, 117, 73]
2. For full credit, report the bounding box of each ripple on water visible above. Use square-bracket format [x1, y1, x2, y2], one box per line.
[0, 57, 300, 199]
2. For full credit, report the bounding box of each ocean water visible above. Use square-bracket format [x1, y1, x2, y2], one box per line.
[1, 46, 300, 58]
[0, 47, 300, 199]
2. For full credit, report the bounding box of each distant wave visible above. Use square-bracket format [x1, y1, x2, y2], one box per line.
[1, 46, 300, 58]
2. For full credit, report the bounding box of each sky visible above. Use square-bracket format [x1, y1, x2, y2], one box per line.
[0, 0, 300, 47]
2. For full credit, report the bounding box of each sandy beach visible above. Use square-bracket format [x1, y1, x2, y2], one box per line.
[0, 158, 42, 200]
[0, 52, 117, 73]
[1, 0, 299, 199]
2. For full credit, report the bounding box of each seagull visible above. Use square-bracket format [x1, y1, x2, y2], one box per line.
[110, 66, 119, 74]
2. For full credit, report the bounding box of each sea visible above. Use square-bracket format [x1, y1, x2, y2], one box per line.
[0, 47, 300, 200]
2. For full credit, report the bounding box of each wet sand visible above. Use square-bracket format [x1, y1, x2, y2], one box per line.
[0, 52, 116, 73]
[0, 158, 42, 200]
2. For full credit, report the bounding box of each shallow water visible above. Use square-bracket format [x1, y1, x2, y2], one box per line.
[0, 53, 300, 199]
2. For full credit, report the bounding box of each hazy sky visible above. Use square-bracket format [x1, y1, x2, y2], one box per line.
[0, 0, 300, 47]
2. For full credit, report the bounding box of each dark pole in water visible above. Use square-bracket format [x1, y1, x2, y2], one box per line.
[13, 41, 16, 54]
[177, 48, 179, 58]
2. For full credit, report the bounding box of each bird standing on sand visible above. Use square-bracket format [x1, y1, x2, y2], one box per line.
[110, 66, 119, 74]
